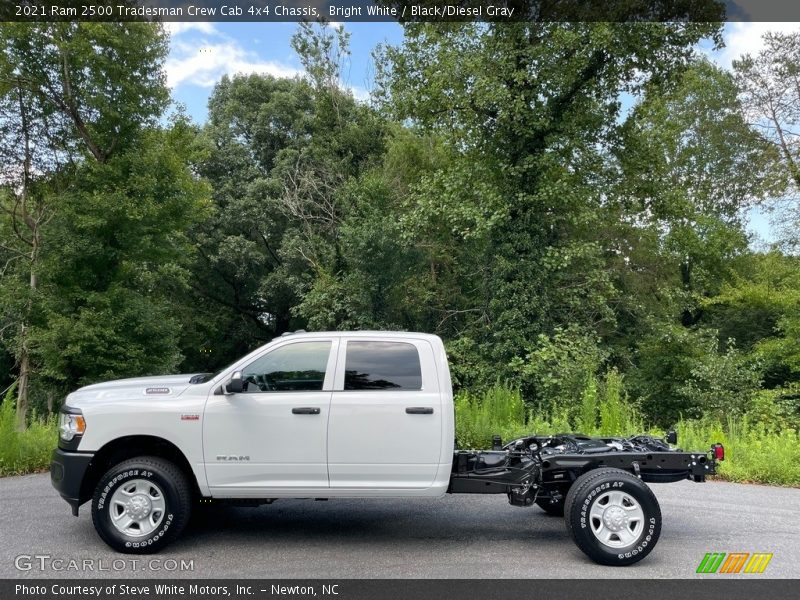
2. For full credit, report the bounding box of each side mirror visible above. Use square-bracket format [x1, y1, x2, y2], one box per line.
[225, 371, 244, 394]
[666, 430, 678, 445]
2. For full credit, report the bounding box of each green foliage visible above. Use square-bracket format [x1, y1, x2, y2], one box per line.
[36, 121, 211, 385]
[0, 22, 206, 418]
[454, 385, 529, 449]
[188, 24, 389, 361]
[618, 60, 782, 221]
[631, 325, 763, 425]
[455, 378, 643, 448]
[576, 375, 599, 434]
[373, 22, 725, 385]
[702, 252, 800, 388]
[0, 384, 56, 476]
[511, 326, 606, 412]
[678, 417, 800, 486]
[748, 385, 800, 432]
[1, 22, 170, 161]
[598, 370, 636, 436]
[677, 343, 763, 420]
[444, 337, 495, 394]
[455, 383, 799, 486]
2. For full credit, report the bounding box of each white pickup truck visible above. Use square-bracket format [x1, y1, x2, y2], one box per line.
[51, 330, 722, 566]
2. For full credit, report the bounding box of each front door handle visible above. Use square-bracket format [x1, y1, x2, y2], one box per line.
[292, 407, 321, 415]
[406, 407, 434, 415]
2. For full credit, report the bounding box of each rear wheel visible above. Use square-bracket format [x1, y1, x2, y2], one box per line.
[91, 456, 192, 553]
[564, 468, 661, 566]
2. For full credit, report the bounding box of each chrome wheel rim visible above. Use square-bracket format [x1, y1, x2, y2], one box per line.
[588, 490, 645, 548]
[108, 479, 166, 537]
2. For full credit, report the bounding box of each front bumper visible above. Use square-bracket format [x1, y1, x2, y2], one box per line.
[50, 448, 94, 516]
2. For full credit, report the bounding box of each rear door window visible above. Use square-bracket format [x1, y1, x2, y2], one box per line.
[344, 341, 422, 391]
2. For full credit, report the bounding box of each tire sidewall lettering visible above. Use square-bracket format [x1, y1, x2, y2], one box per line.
[569, 473, 661, 565]
[97, 466, 171, 550]
[579, 480, 626, 529]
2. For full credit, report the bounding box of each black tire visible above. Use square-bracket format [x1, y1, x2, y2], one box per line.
[564, 468, 661, 566]
[91, 456, 192, 553]
[535, 496, 565, 517]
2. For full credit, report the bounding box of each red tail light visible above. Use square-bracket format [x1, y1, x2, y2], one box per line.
[712, 443, 725, 461]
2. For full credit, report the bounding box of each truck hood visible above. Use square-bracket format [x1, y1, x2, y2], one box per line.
[65, 374, 210, 407]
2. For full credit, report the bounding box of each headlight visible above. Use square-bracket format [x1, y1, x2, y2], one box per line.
[59, 410, 86, 441]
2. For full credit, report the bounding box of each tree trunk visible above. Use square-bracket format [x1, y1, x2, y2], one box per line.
[16, 332, 30, 431]
[15, 257, 38, 431]
[13, 83, 36, 431]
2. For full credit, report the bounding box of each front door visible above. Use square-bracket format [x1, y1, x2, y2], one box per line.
[204, 339, 337, 494]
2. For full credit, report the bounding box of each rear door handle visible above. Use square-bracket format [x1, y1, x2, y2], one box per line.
[292, 407, 321, 415]
[406, 407, 434, 415]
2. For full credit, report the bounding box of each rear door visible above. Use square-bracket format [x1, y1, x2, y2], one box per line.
[327, 338, 442, 489]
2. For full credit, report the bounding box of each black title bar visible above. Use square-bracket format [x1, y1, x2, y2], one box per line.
[1, 0, 799, 23]
[3, 579, 800, 600]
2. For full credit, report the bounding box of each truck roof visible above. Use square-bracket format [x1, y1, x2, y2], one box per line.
[279, 330, 443, 342]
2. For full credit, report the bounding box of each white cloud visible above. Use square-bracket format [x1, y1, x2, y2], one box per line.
[163, 21, 301, 89]
[714, 22, 800, 69]
[348, 84, 370, 103]
[165, 40, 300, 88]
[163, 20, 371, 107]
[164, 22, 219, 37]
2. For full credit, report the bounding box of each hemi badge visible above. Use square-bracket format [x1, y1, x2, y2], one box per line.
[145, 387, 171, 395]
[181, 414, 200, 421]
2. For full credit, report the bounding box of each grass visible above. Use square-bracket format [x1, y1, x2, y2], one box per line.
[677, 417, 800, 486]
[454, 385, 531, 449]
[455, 382, 800, 487]
[0, 384, 58, 477]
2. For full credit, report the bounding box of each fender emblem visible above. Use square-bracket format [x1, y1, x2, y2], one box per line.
[181, 414, 200, 421]
[145, 387, 171, 395]
[216, 455, 250, 461]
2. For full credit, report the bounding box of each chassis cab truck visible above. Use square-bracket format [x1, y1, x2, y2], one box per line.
[51, 331, 721, 565]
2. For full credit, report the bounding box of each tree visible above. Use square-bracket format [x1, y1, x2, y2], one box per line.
[36, 117, 209, 386]
[613, 61, 781, 422]
[734, 31, 800, 247]
[703, 251, 800, 389]
[0, 23, 205, 424]
[0, 81, 58, 428]
[186, 23, 386, 370]
[617, 60, 780, 320]
[375, 22, 722, 395]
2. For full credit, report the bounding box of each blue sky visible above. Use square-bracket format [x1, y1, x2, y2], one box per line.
[165, 21, 796, 244]
[166, 21, 403, 120]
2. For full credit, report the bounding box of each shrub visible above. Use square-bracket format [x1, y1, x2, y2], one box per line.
[454, 384, 528, 449]
[0, 384, 58, 477]
[678, 343, 763, 420]
[576, 375, 599, 434]
[749, 385, 800, 432]
[598, 369, 640, 436]
[511, 326, 606, 413]
[677, 416, 800, 486]
[632, 326, 762, 426]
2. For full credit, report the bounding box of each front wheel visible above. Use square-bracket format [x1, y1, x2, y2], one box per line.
[564, 468, 661, 566]
[91, 456, 192, 553]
